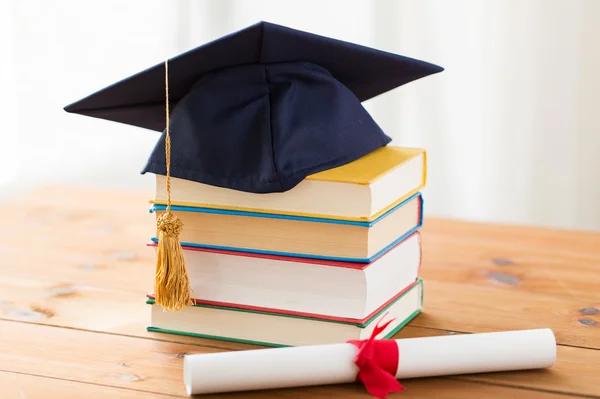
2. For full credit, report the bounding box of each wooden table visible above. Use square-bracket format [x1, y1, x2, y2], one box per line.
[1, 185, 599, 398]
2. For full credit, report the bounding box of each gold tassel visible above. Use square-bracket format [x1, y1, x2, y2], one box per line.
[154, 211, 192, 311]
[154, 59, 192, 311]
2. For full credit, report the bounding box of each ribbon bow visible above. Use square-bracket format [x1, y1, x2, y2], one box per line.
[347, 315, 404, 398]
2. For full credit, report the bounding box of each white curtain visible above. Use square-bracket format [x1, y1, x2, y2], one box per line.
[3, 0, 599, 230]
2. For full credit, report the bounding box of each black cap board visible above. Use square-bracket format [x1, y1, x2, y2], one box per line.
[64, 21, 443, 194]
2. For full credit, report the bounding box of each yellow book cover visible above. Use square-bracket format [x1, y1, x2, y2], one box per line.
[307, 146, 427, 185]
[151, 146, 426, 222]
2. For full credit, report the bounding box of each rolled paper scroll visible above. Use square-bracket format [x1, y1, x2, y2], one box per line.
[183, 327, 556, 398]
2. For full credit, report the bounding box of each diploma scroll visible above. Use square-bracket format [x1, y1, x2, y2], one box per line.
[184, 328, 556, 397]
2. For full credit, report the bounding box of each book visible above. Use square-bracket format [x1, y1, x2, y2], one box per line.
[150, 192, 422, 263]
[147, 231, 421, 320]
[146, 279, 424, 347]
[151, 146, 426, 222]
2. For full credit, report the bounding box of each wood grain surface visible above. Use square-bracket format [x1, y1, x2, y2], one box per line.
[1, 185, 599, 398]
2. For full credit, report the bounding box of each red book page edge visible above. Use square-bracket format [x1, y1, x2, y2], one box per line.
[146, 277, 422, 325]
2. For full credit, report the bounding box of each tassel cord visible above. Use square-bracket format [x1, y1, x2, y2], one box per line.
[153, 59, 193, 312]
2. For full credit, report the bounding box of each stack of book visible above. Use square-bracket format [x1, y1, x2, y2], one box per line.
[145, 145, 427, 347]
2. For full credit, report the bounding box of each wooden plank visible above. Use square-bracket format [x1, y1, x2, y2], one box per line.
[399, 380, 592, 399]
[420, 219, 600, 303]
[0, 186, 154, 250]
[0, 185, 155, 293]
[0, 371, 585, 399]
[0, 320, 598, 398]
[0, 319, 201, 397]
[464, 345, 600, 396]
[0, 270, 597, 350]
[412, 280, 600, 349]
[0, 276, 257, 352]
[0, 370, 177, 399]
[0, 246, 153, 293]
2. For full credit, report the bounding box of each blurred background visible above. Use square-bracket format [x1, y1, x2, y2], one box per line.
[2, 0, 599, 231]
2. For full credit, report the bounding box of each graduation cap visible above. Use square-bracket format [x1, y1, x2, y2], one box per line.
[64, 20, 443, 193]
[64, 21, 443, 311]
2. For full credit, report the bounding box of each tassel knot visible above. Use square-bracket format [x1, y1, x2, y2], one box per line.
[157, 212, 183, 237]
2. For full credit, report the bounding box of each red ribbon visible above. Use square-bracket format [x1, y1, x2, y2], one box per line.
[347, 315, 404, 398]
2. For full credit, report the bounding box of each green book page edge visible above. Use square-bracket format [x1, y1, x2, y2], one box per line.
[146, 279, 423, 328]
[146, 308, 422, 348]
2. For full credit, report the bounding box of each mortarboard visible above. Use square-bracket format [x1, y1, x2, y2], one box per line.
[64, 21, 443, 194]
[63, 21, 443, 311]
